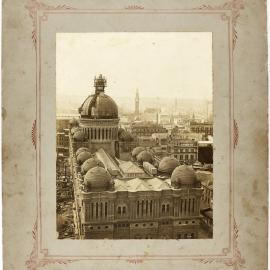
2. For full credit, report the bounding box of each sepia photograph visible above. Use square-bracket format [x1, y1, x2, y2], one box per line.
[56, 32, 213, 240]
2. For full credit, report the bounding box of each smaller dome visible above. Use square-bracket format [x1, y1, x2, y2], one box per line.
[73, 130, 85, 142]
[171, 165, 196, 188]
[69, 118, 79, 127]
[119, 129, 134, 142]
[76, 147, 90, 157]
[81, 158, 105, 175]
[137, 150, 153, 164]
[77, 151, 92, 165]
[71, 126, 80, 135]
[84, 166, 112, 191]
[158, 157, 180, 174]
[131, 147, 145, 157]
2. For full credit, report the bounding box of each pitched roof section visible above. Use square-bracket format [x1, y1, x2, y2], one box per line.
[119, 161, 145, 174]
[114, 178, 171, 192]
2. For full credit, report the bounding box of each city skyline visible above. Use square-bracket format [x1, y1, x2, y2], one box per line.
[56, 32, 213, 104]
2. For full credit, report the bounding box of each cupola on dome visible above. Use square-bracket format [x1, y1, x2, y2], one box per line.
[78, 74, 118, 119]
[76, 147, 90, 157]
[84, 166, 112, 191]
[131, 146, 145, 157]
[118, 128, 134, 142]
[136, 150, 153, 164]
[81, 158, 105, 175]
[69, 118, 79, 127]
[77, 151, 92, 165]
[158, 157, 180, 174]
[73, 130, 85, 142]
[171, 165, 197, 188]
[71, 126, 80, 135]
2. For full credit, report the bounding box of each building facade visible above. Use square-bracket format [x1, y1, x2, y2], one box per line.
[168, 139, 198, 164]
[190, 121, 213, 139]
[66, 75, 207, 240]
[131, 122, 167, 137]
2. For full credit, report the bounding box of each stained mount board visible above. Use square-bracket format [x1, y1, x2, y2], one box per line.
[2, 0, 268, 270]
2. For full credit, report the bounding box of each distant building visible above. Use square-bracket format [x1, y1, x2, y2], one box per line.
[168, 139, 198, 164]
[137, 136, 156, 147]
[171, 126, 204, 141]
[190, 121, 213, 139]
[152, 133, 168, 146]
[159, 114, 172, 125]
[131, 122, 167, 137]
[57, 129, 70, 157]
[141, 108, 160, 123]
[134, 89, 140, 119]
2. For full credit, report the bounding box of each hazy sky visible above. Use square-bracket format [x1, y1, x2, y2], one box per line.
[56, 32, 212, 101]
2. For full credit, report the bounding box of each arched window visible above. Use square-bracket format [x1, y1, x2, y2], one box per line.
[150, 200, 153, 215]
[117, 206, 121, 214]
[137, 201, 139, 216]
[162, 204, 165, 214]
[166, 204, 170, 213]
[141, 200, 144, 216]
[123, 206, 126, 214]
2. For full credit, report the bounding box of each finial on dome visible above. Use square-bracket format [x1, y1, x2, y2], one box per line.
[94, 74, 107, 94]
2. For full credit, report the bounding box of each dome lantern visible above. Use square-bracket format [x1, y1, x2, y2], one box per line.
[94, 74, 107, 94]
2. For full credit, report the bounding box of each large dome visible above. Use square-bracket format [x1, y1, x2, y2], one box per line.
[158, 157, 180, 174]
[171, 165, 197, 188]
[79, 75, 118, 119]
[137, 150, 153, 164]
[79, 93, 118, 119]
[84, 166, 112, 191]
[131, 147, 145, 157]
[81, 158, 105, 175]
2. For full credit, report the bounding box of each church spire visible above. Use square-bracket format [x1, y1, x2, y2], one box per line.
[135, 89, 139, 118]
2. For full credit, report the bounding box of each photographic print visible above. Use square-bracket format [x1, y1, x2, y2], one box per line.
[3, 0, 268, 269]
[56, 33, 213, 239]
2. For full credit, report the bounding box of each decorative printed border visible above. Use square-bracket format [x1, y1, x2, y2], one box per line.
[25, 0, 244, 268]
[195, 219, 245, 270]
[31, 120, 37, 149]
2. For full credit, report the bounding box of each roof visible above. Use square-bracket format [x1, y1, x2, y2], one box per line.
[201, 208, 213, 219]
[196, 170, 213, 185]
[119, 161, 145, 174]
[114, 178, 171, 192]
[79, 92, 118, 119]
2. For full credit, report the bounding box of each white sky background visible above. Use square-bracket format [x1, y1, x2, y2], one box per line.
[56, 32, 212, 101]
